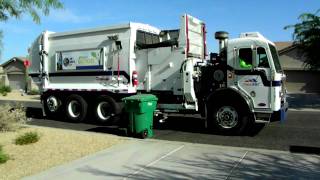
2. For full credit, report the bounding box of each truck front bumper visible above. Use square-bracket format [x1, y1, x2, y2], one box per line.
[271, 102, 288, 122]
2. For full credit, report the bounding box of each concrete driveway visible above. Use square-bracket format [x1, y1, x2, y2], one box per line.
[24, 139, 320, 180]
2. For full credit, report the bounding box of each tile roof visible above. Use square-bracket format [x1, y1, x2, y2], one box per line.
[1, 57, 26, 67]
[274, 41, 293, 51]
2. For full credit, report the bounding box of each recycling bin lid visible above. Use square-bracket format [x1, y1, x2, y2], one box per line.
[122, 94, 158, 102]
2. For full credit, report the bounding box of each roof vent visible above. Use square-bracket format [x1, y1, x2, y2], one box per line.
[239, 32, 264, 39]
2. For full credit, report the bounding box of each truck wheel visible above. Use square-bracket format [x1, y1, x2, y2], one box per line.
[43, 95, 62, 119]
[94, 95, 121, 125]
[208, 101, 251, 135]
[65, 94, 88, 122]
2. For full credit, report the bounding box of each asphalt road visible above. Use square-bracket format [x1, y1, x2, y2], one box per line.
[2, 99, 319, 153]
[21, 103, 320, 153]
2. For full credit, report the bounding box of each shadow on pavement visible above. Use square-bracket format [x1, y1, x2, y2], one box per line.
[26, 107, 44, 119]
[154, 115, 266, 137]
[290, 145, 320, 155]
[86, 127, 128, 137]
[26, 107, 266, 137]
[76, 151, 320, 179]
[287, 93, 320, 109]
[26, 107, 129, 137]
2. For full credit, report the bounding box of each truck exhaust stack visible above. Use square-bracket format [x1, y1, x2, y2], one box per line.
[215, 31, 229, 53]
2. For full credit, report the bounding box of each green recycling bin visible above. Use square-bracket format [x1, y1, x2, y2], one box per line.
[122, 94, 158, 138]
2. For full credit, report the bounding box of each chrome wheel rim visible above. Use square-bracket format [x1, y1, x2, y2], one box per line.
[97, 102, 113, 121]
[68, 100, 81, 118]
[46, 96, 59, 112]
[215, 106, 238, 129]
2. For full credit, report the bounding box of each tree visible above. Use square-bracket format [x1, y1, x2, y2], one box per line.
[284, 9, 320, 70]
[0, 0, 63, 23]
[0, 0, 63, 58]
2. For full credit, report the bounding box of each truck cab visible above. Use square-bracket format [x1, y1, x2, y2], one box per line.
[226, 32, 287, 115]
[199, 31, 288, 135]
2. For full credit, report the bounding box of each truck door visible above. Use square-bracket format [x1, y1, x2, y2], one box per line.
[236, 47, 272, 110]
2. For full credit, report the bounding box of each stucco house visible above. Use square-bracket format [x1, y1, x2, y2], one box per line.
[1, 57, 27, 90]
[275, 42, 320, 93]
[0, 66, 6, 85]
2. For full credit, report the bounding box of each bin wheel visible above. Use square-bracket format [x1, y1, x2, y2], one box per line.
[94, 95, 121, 125]
[65, 94, 88, 122]
[140, 130, 148, 139]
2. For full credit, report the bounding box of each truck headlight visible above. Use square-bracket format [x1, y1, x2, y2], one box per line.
[279, 91, 284, 98]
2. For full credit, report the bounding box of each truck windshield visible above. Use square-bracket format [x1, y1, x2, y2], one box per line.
[268, 44, 282, 73]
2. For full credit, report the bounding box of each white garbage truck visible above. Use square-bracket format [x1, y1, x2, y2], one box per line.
[29, 14, 288, 134]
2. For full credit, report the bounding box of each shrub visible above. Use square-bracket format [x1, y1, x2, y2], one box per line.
[28, 89, 39, 95]
[4, 86, 11, 92]
[0, 145, 9, 164]
[1, 91, 7, 96]
[0, 104, 26, 132]
[0, 85, 11, 93]
[15, 132, 40, 145]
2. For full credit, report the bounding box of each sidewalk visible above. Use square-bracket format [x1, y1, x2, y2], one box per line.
[24, 139, 320, 180]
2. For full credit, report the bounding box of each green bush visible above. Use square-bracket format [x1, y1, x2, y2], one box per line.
[0, 104, 26, 132]
[15, 132, 40, 145]
[0, 85, 11, 93]
[28, 89, 39, 95]
[1, 91, 7, 96]
[0, 145, 9, 164]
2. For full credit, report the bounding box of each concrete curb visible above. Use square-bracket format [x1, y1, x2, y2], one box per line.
[0, 98, 40, 103]
[288, 108, 320, 112]
[24, 124, 133, 140]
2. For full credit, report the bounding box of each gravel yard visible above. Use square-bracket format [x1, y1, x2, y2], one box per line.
[0, 91, 39, 102]
[0, 126, 127, 180]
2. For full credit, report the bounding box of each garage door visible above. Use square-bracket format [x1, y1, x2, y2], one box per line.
[7, 74, 26, 90]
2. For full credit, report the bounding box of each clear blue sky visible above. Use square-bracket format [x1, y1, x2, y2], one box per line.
[0, 0, 319, 63]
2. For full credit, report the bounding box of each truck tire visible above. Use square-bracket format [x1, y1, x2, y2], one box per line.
[43, 95, 62, 119]
[94, 95, 121, 125]
[207, 100, 252, 135]
[65, 94, 88, 122]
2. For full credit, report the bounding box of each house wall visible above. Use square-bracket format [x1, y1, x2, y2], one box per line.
[278, 47, 320, 94]
[279, 48, 304, 70]
[2, 60, 26, 90]
[3, 61, 25, 74]
[0, 67, 6, 85]
[0, 75, 6, 85]
[285, 70, 320, 93]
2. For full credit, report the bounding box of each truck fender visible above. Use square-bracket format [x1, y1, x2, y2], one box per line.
[206, 87, 254, 113]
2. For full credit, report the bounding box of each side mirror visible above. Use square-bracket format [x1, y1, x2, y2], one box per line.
[233, 47, 238, 68]
[252, 45, 257, 68]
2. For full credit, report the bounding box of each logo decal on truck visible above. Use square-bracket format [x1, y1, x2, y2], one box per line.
[243, 78, 260, 86]
[57, 49, 102, 71]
